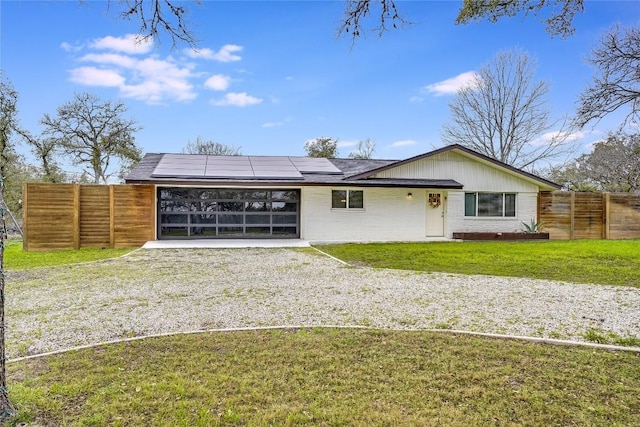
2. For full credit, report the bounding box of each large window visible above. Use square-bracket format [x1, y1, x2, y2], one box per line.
[332, 190, 364, 209]
[465, 193, 516, 217]
[158, 188, 299, 238]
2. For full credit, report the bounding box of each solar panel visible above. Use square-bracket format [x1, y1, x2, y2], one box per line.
[152, 154, 207, 177]
[151, 154, 343, 179]
[290, 157, 342, 174]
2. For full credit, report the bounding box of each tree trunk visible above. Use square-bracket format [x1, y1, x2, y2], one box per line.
[0, 173, 17, 420]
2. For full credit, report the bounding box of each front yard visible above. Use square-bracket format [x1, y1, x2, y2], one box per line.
[4, 240, 640, 425]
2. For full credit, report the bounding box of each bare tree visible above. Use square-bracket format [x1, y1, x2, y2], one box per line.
[442, 50, 572, 170]
[182, 136, 242, 156]
[339, 0, 408, 38]
[349, 138, 376, 159]
[575, 24, 640, 129]
[109, 0, 200, 47]
[41, 93, 141, 184]
[304, 137, 339, 158]
[0, 72, 18, 420]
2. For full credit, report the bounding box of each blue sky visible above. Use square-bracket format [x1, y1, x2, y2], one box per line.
[2, 1, 639, 176]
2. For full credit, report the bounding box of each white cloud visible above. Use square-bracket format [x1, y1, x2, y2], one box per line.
[423, 71, 479, 96]
[389, 139, 417, 148]
[185, 44, 243, 62]
[262, 117, 292, 128]
[212, 44, 243, 62]
[68, 67, 125, 87]
[79, 53, 137, 68]
[185, 47, 214, 59]
[120, 57, 196, 103]
[71, 48, 197, 103]
[60, 42, 83, 53]
[89, 34, 153, 54]
[409, 96, 424, 103]
[204, 74, 231, 91]
[213, 92, 262, 107]
[337, 140, 359, 148]
[65, 35, 253, 104]
[530, 130, 586, 147]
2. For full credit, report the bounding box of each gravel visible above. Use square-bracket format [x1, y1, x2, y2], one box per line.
[7, 247, 640, 358]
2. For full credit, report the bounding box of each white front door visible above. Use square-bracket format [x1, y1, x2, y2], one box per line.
[425, 191, 445, 237]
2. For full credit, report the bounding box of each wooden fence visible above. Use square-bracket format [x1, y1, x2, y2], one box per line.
[22, 183, 155, 251]
[20, 185, 640, 250]
[538, 191, 640, 240]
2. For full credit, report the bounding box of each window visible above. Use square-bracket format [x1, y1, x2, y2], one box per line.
[157, 188, 300, 238]
[465, 193, 516, 217]
[332, 190, 364, 209]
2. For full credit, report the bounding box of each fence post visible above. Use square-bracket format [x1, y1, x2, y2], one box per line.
[21, 183, 28, 251]
[73, 184, 80, 249]
[109, 185, 115, 249]
[604, 192, 610, 239]
[570, 192, 575, 240]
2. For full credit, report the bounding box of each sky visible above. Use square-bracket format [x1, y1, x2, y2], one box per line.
[1, 1, 639, 178]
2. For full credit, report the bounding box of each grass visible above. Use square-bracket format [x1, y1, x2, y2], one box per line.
[315, 240, 640, 287]
[7, 328, 640, 426]
[4, 240, 136, 271]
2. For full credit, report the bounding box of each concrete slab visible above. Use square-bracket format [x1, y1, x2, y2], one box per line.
[142, 239, 311, 249]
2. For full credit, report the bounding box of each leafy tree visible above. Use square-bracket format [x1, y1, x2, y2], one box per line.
[304, 137, 339, 158]
[455, 0, 584, 38]
[182, 136, 242, 156]
[349, 138, 376, 159]
[441, 49, 572, 170]
[41, 93, 142, 184]
[577, 133, 640, 192]
[0, 71, 18, 420]
[543, 163, 598, 192]
[16, 130, 64, 183]
[575, 24, 640, 128]
[339, 0, 585, 39]
[118, 145, 144, 182]
[545, 133, 640, 192]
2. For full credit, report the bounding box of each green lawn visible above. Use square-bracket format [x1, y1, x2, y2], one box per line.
[7, 328, 640, 426]
[5, 240, 640, 425]
[4, 240, 136, 271]
[315, 240, 640, 287]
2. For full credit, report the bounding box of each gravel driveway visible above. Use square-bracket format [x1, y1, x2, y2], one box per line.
[7, 247, 640, 358]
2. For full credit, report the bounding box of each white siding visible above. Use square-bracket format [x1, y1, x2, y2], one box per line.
[301, 186, 433, 243]
[300, 187, 538, 242]
[446, 191, 539, 235]
[373, 151, 540, 193]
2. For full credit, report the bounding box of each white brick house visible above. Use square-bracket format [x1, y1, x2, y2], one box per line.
[125, 144, 559, 242]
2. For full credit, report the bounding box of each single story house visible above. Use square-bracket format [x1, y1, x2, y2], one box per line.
[125, 144, 560, 242]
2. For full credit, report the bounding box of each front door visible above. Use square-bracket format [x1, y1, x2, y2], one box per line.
[425, 191, 444, 237]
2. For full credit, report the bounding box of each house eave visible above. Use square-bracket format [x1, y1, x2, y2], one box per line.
[347, 144, 561, 191]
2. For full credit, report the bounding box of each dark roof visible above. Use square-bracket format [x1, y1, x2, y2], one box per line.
[125, 145, 559, 190]
[126, 153, 459, 188]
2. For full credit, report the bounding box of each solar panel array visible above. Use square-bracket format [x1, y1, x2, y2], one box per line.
[152, 154, 342, 179]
